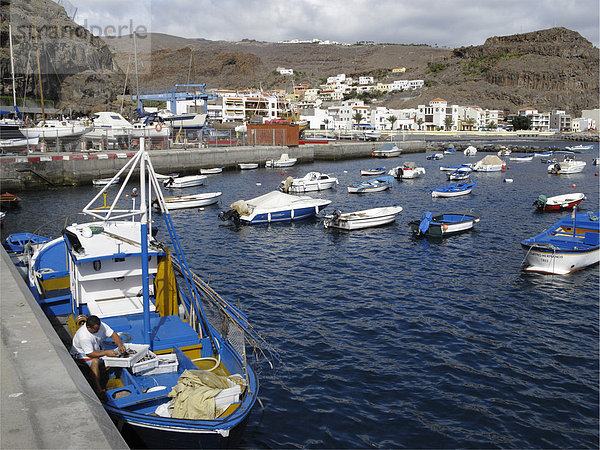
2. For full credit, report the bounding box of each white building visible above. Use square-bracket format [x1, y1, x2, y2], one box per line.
[276, 67, 294, 75]
[417, 98, 459, 131]
[359, 76, 374, 85]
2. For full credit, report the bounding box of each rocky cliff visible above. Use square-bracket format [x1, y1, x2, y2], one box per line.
[0, 0, 123, 114]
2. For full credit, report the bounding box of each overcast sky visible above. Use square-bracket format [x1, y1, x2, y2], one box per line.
[64, 0, 599, 48]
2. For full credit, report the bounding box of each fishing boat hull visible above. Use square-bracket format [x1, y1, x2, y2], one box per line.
[372, 144, 402, 158]
[360, 169, 386, 176]
[323, 206, 403, 230]
[409, 212, 480, 238]
[200, 167, 224, 175]
[281, 172, 338, 193]
[431, 182, 476, 198]
[534, 193, 585, 211]
[92, 177, 120, 186]
[158, 192, 222, 210]
[348, 176, 393, 194]
[163, 175, 207, 188]
[548, 160, 586, 174]
[238, 163, 258, 170]
[388, 165, 425, 179]
[521, 210, 600, 275]
[220, 190, 331, 225]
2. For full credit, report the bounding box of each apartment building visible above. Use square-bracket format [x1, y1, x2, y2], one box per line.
[417, 98, 459, 131]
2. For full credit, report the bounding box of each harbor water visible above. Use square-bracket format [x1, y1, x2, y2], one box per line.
[1, 141, 598, 448]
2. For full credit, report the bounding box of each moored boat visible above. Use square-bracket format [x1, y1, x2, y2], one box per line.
[238, 163, 259, 170]
[360, 167, 386, 176]
[323, 206, 403, 230]
[431, 181, 476, 198]
[426, 153, 444, 160]
[409, 210, 480, 238]
[265, 153, 297, 168]
[219, 190, 331, 225]
[447, 166, 472, 181]
[548, 156, 586, 174]
[163, 175, 207, 188]
[0, 192, 21, 209]
[5, 140, 267, 447]
[347, 175, 394, 193]
[388, 162, 426, 179]
[200, 167, 224, 175]
[372, 143, 402, 158]
[521, 209, 600, 274]
[533, 193, 586, 211]
[565, 144, 593, 151]
[509, 155, 533, 162]
[439, 163, 473, 172]
[473, 155, 505, 172]
[464, 145, 478, 156]
[280, 171, 338, 193]
[155, 192, 222, 210]
[92, 177, 120, 186]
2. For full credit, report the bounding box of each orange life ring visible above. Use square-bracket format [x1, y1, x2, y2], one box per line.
[155, 123, 163, 132]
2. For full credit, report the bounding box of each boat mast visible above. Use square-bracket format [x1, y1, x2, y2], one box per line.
[139, 137, 152, 347]
[9, 24, 17, 110]
[33, 19, 45, 124]
[134, 32, 141, 116]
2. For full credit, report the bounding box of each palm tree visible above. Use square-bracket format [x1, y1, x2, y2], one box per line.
[444, 117, 454, 130]
[352, 112, 364, 129]
[323, 119, 329, 130]
[387, 115, 398, 130]
[464, 117, 476, 131]
[416, 118, 424, 131]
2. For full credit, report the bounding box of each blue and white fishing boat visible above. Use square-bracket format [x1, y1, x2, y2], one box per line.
[6, 139, 271, 448]
[347, 175, 394, 193]
[431, 181, 476, 198]
[426, 153, 444, 160]
[439, 163, 473, 172]
[409, 211, 480, 238]
[219, 190, 331, 225]
[509, 155, 534, 162]
[521, 209, 600, 275]
[534, 151, 553, 158]
[447, 166, 472, 181]
[2, 232, 51, 253]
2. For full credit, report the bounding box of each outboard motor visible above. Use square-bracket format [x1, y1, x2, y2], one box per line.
[550, 163, 561, 174]
[533, 194, 547, 210]
[219, 209, 241, 227]
[331, 209, 342, 222]
[165, 177, 175, 187]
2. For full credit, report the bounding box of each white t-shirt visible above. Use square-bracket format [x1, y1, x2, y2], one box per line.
[70, 322, 115, 359]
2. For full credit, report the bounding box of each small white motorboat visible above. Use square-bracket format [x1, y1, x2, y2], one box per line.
[565, 144, 593, 151]
[280, 172, 338, 193]
[323, 206, 403, 230]
[388, 162, 426, 179]
[426, 153, 444, 160]
[360, 167, 386, 176]
[371, 143, 402, 158]
[548, 156, 586, 174]
[238, 163, 259, 170]
[200, 167, 224, 175]
[265, 153, 297, 168]
[348, 175, 394, 193]
[163, 175, 207, 188]
[93, 177, 120, 186]
[473, 155, 505, 172]
[439, 163, 473, 172]
[219, 190, 331, 225]
[154, 172, 180, 180]
[497, 147, 511, 157]
[464, 145, 478, 156]
[155, 192, 222, 210]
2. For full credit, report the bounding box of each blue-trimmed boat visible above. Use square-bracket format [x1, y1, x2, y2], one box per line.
[6, 140, 273, 448]
[219, 190, 331, 225]
[347, 175, 394, 193]
[409, 211, 480, 238]
[521, 209, 600, 275]
[431, 182, 476, 198]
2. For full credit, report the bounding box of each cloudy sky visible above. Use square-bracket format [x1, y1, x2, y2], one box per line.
[65, 0, 599, 48]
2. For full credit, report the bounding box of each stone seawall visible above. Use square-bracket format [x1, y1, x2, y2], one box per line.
[0, 141, 425, 191]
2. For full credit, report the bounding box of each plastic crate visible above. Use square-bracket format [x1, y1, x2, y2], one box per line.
[131, 351, 159, 374]
[141, 354, 178, 375]
[102, 343, 149, 368]
[214, 384, 241, 409]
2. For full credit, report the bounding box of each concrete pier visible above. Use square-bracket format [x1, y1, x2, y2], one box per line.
[0, 248, 128, 449]
[0, 141, 426, 191]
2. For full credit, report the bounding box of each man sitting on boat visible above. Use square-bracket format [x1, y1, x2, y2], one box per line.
[70, 315, 126, 400]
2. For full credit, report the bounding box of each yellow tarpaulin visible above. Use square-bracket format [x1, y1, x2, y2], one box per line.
[154, 250, 178, 317]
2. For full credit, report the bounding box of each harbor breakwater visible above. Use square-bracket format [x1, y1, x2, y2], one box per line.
[0, 141, 426, 191]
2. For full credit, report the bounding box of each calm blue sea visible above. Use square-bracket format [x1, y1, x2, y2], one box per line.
[2, 141, 599, 449]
